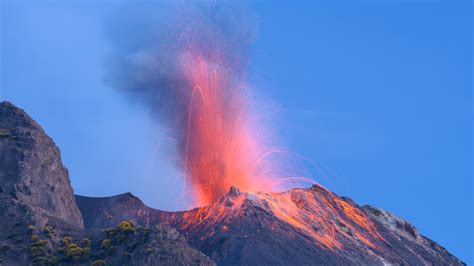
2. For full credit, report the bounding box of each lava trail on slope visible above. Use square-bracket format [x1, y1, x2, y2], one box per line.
[76, 185, 464, 265]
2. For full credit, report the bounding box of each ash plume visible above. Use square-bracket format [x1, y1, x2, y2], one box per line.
[105, 2, 284, 206]
[105, 2, 257, 115]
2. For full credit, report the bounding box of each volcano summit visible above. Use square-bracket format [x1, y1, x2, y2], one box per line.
[0, 101, 464, 265]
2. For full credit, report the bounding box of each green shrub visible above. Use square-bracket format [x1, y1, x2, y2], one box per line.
[48, 255, 58, 264]
[117, 221, 135, 233]
[0, 130, 9, 137]
[31, 240, 47, 247]
[83, 247, 91, 255]
[91, 259, 106, 266]
[67, 247, 83, 256]
[43, 226, 52, 237]
[62, 236, 72, 245]
[101, 239, 111, 250]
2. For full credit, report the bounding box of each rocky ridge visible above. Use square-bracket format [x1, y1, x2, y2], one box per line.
[0, 101, 465, 265]
[0, 101, 214, 266]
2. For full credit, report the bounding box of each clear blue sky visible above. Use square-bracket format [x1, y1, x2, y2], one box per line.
[1, 0, 472, 263]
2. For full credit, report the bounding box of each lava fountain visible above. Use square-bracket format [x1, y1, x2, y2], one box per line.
[107, 3, 286, 207]
[179, 50, 278, 206]
[108, 2, 385, 251]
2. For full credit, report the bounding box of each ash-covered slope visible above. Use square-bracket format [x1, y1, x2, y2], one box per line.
[0, 101, 214, 266]
[77, 187, 464, 265]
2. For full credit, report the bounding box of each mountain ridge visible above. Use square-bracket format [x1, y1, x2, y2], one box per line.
[0, 101, 465, 265]
[75, 185, 464, 265]
[0, 101, 214, 265]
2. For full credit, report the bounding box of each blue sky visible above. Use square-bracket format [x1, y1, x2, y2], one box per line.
[1, 0, 472, 263]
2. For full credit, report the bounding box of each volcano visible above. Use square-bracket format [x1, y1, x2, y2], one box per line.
[76, 186, 463, 265]
[0, 101, 465, 265]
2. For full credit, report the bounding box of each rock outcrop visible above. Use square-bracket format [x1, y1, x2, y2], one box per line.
[0, 101, 214, 265]
[0, 101, 465, 265]
[0, 101, 84, 229]
[76, 187, 465, 265]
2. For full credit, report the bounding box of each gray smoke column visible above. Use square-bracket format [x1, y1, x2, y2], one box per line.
[104, 1, 288, 207]
[105, 1, 257, 114]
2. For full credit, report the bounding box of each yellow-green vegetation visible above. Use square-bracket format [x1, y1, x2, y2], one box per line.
[101, 239, 111, 250]
[29, 235, 47, 259]
[83, 247, 91, 255]
[0, 130, 18, 140]
[117, 221, 135, 233]
[33, 240, 47, 247]
[48, 255, 58, 264]
[67, 246, 83, 257]
[25, 219, 155, 264]
[0, 130, 10, 138]
[91, 259, 107, 266]
[62, 236, 72, 245]
[43, 226, 52, 237]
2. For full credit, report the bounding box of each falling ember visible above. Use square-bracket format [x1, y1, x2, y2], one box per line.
[109, 2, 385, 251]
[178, 50, 278, 206]
[158, 185, 385, 251]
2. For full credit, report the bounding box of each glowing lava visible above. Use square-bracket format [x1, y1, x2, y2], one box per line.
[116, 2, 386, 252]
[158, 185, 385, 251]
[178, 51, 277, 206]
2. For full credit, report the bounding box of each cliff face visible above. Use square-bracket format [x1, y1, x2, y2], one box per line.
[0, 101, 84, 228]
[0, 101, 214, 266]
[0, 101, 465, 265]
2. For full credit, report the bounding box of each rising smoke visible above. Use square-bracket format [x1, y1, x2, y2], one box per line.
[105, 2, 294, 207]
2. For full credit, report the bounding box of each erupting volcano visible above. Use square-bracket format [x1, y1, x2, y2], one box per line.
[109, 3, 294, 207]
[93, 3, 467, 265]
[0, 1, 467, 265]
[178, 51, 277, 206]
[108, 2, 388, 252]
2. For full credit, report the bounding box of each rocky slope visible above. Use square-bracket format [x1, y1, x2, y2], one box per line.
[0, 101, 83, 229]
[0, 101, 214, 266]
[76, 186, 465, 265]
[76, 185, 464, 265]
[0, 101, 465, 265]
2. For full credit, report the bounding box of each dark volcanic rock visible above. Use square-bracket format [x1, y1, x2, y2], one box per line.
[0, 100, 464, 265]
[76, 187, 465, 265]
[0, 101, 84, 264]
[0, 101, 84, 229]
[76, 193, 165, 229]
[0, 101, 215, 266]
